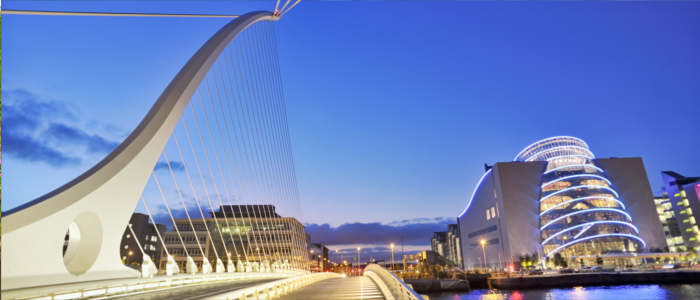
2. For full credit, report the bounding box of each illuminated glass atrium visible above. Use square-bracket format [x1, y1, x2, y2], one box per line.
[514, 136, 647, 258]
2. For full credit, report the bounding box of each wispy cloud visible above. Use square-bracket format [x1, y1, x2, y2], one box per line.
[305, 217, 456, 246]
[42, 123, 119, 154]
[3, 131, 82, 167]
[154, 161, 185, 172]
[2, 89, 122, 167]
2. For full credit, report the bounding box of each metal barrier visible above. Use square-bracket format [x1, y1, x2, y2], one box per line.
[363, 264, 425, 300]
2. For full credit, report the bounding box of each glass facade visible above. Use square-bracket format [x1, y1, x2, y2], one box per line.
[515, 136, 646, 258]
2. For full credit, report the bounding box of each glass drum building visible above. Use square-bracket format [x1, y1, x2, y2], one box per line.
[457, 136, 666, 270]
[514, 136, 645, 259]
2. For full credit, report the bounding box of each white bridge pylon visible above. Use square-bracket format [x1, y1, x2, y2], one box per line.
[1, 11, 280, 290]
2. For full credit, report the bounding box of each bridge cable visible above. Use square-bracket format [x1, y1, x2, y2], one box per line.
[240, 24, 290, 269]
[201, 76, 258, 267]
[268, 22, 305, 271]
[205, 62, 266, 268]
[269, 21, 308, 269]
[251, 22, 297, 271]
[1, 9, 239, 18]
[152, 172, 191, 259]
[281, 0, 303, 16]
[178, 117, 232, 262]
[188, 96, 244, 266]
[240, 23, 288, 269]
[224, 29, 276, 269]
[127, 224, 148, 260]
[171, 131, 222, 268]
[268, 21, 308, 270]
[210, 51, 269, 269]
[161, 152, 209, 270]
[140, 196, 172, 260]
[194, 88, 251, 267]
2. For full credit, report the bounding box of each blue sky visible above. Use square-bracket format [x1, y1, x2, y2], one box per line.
[3, 1, 700, 254]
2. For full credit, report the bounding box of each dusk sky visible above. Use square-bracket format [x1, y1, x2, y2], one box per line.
[3, 1, 700, 257]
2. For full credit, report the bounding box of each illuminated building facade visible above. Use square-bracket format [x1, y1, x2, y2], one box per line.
[654, 194, 685, 252]
[457, 136, 666, 270]
[158, 205, 308, 273]
[658, 171, 700, 253]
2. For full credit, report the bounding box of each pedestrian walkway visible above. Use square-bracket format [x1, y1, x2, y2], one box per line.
[278, 276, 385, 300]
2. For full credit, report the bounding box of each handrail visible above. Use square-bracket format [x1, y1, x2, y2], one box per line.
[363, 264, 425, 300]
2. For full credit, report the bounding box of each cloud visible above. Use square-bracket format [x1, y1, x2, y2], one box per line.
[154, 161, 185, 172]
[3, 89, 77, 120]
[2, 89, 122, 167]
[3, 130, 82, 167]
[42, 123, 119, 154]
[304, 217, 456, 246]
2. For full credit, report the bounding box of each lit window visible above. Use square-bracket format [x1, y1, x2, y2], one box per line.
[126, 234, 131, 239]
[491, 207, 496, 217]
[486, 209, 491, 220]
[124, 245, 129, 249]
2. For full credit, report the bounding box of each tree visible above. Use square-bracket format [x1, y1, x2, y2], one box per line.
[596, 256, 603, 266]
[553, 253, 567, 268]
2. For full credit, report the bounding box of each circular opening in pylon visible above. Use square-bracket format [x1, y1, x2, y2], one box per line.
[63, 212, 103, 275]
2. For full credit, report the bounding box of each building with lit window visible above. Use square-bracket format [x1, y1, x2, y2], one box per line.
[657, 172, 700, 253]
[447, 224, 462, 266]
[158, 205, 308, 273]
[431, 225, 462, 266]
[308, 243, 329, 272]
[119, 213, 166, 270]
[654, 193, 685, 252]
[457, 136, 666, 270]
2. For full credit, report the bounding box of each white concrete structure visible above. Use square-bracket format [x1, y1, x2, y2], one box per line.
[1, 11, 278, 290]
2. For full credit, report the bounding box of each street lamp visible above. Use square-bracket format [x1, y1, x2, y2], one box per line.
[480, 239, 487, 272]
[357, 247, 361, 270]
[390, 243, 395, 271]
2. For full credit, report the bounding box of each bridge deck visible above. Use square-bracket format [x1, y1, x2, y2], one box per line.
[277, 276, 385, 300]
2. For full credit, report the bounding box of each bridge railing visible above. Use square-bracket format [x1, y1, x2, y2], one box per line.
[4, 272, 299, 300]
[363, 264, 425, 300]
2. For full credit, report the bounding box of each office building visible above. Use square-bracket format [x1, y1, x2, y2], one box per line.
[119, 213, 166, 270]
[654, 193, 685, 252]
[158, 205, 308, 273]
[657, 172, 700, 252]
[309, 243, 329, 272]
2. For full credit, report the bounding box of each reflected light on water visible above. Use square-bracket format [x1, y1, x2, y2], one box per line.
[429, 284, 700, 300]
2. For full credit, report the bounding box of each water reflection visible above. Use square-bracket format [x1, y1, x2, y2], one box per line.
[429, 284, 700, 300]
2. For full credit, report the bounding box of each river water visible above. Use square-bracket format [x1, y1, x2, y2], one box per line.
[427, 284, 700, 300]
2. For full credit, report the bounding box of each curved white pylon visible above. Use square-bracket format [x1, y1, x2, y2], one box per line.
[1, 11, 278, 290]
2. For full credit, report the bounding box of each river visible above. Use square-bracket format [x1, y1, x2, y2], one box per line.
[427, 284, 700, 300]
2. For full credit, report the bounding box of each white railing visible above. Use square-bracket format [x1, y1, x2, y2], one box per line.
[5, 272, 303, 300]
[363, 264, 425, 300]
[202, 272, 342, 300]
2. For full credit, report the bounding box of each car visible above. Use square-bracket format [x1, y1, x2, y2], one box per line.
[559, 268, 576, 274]
[528, 269, 543, 275]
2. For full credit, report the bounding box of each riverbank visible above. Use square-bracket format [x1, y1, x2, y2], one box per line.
[489, 270, 700, 290]
[404, 279, 470, 293]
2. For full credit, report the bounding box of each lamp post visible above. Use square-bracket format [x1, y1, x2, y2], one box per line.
[357, 247, 361, 270]
[390, 243, 395, 271]
[480, 239, 487, 272]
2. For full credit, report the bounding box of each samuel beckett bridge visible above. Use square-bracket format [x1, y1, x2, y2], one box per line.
[1, 3, 424, 300]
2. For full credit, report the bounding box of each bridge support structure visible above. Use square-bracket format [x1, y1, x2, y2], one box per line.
[1, 11, 278, 291]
